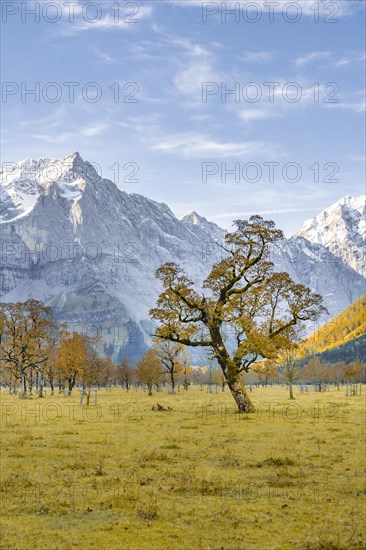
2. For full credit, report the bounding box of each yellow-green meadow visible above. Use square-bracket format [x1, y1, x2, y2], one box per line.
[1, 385, 365, 550]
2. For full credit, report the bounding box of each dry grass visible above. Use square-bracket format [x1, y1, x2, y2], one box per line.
[0, 385, 365, 549]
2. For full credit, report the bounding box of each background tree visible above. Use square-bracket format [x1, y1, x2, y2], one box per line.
[275, 335, 302, 399]
[150, 216, 326, 412]
[82, 353, 114, 389]
[190, 366, 205, 389]
[79, 346, 114, 403]
[301, 356, 328, 391]
[344, 360, 364, 383]
[42, 323, 67, 396]
[327, 361, 346, 388]
[116, 356, 135, 391]
[240, 369, 259, 391]
[280, 354, 299, 399]
[56, 332, 89, 394]
[253, 360, 278, 387]
[177, 355, 192, 391]
[0, 300, 58, 397]
[136, 348, 163, 396]
[43, 343, 59, 396]
[203, 360, 223, 391]
[155, 340, 185, 392]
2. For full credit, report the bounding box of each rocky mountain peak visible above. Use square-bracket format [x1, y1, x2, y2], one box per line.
[296, 195, 366, 277]
[0, 152, 101, 224]
[182, 211, 206, 225]
[181, 211, 225, 242]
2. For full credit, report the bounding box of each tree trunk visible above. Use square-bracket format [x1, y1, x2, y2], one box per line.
[38, 376, 44, 398]
[289, 384, 294, 399]
[225, 376, 255, 413]
[20, 371, 27, 398]
[50, 380, 54, 396]
[29, 370, 34, 395]
[147, 384, 153, 396]
[170, 372, 175, 393]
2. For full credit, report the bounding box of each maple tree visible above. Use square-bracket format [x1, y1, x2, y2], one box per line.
[150, 216, 326, 412]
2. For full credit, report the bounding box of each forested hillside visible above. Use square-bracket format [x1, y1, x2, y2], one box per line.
[301, 295, 366, 355]
[314, 333, 366, 364]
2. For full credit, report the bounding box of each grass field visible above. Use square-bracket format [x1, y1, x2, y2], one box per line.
[0, 385, 365, 550]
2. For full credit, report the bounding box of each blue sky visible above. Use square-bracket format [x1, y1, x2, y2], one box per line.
[1, 0, 365, 235]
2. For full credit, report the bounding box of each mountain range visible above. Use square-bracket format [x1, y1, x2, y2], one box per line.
[1, 152, 365, 362]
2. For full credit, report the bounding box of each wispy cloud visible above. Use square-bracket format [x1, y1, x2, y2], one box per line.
[330, 58, 352, 67]
[325, 52, 366, 68]
[150, 132, 275, 158]
[323, 89, 365, 113]
[239, 108, 278, 121]
[173, 59, 218, 105]
[148, 26, 220, 107]
[18, 106, 68, 130]
[58, 5, 153, 36]
[159, 31, 211, 58]
[326, 98, 366, 113]
[32, 123, 107, 143]
[295, 51, 330, 67]
[241, 52, 274, 63]
[91, 47, 118, 64]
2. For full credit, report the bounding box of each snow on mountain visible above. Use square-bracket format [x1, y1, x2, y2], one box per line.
[183, 211, 202, 225]
[0, 153, 224, 362]
[296, 195, 366, 277]
[1, 153, 365, 360]
[0, 153, 89, 225]
[271, 236, 365, 326]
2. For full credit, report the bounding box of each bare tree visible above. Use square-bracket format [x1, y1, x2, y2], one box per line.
[154, 340, 185, 392]
[252, 359, 278, 387]
[179, 355, 192, 391]
[116, 356, 135, 391]
[344, 360, 364, 383]
[276, 342, 301, 399]
[0, 300, 59, 397]
[301, 357, 328, 391]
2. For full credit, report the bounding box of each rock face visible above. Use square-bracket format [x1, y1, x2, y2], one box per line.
[271, 237, 365, 326]
[1, 152, 365, 361]
[0, 153, 224, 361]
